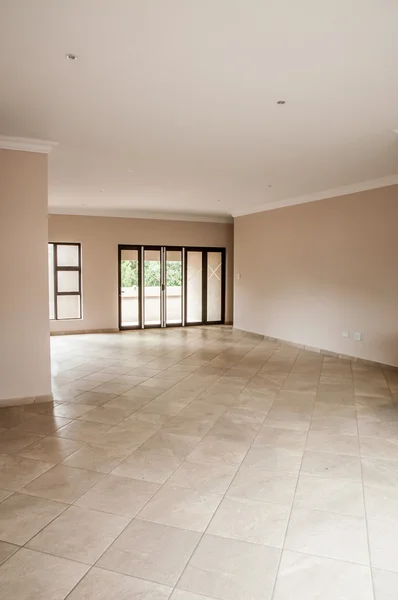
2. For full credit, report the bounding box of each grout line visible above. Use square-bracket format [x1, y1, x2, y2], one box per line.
[267, 350, 322, 600]
[355, 357, 377, 600]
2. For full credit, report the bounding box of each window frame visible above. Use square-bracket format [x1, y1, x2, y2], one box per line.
[49, 242, 82, 320]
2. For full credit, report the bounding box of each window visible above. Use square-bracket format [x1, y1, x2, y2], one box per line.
[48, 243, 82, 320]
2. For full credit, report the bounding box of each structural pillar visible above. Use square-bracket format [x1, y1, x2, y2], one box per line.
[0, 137, 57, 406]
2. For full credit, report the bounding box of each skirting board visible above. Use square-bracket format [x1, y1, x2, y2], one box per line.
[51, 328, 119, 336]
[0, 393, 53, 408]
[233, 328, 398, 371]
[51, 324, 233, 336]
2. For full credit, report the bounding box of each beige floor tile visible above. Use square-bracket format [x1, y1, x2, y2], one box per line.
[273, 550, 374, 600]
[137, 484, 221, 532]
[227, 466, 298, 505]
[161, 416, 214, 437]
[255, 427, 307, 450]
[310, 416, 358, 435]
[167, 459, 238, 494]
[111, 449, 181, 483]
[0, 548, 88, 599]
[122, 413, 169, 430]
[208, 496, 289, 547]
[123, 386, 166, 400]
[68, 391, 117, 405]
[360, 436, 398, 460]
[82, 372, 118, 383]
[208, 421, 257, 444]
[67, 567, 173, 600]
[188, 435, 249, 465]
[27, 505, 129, 564]
[301, 451, 362, 481]
[141, 399, 189, 416]
[178, 534, 280, 600]
[0, 488, 13, 502]
[361, 456, 398, 489]
[141, 432, 201, 460]
[368, 519, 398, 572]
[78, 406, 133, 425]
[294, 474, 365, 516]
[22, 464, 102, 503]
[171, 591, 217, 600]
[305, 431, 360, 455]
[92, 382, 135, 395]
[98, 519, 200, 585]
[17, 436, 83, 463]
[51, 403, 96, 418]
[76, 474, 159, 517]
[364, 485, 398, 521]
[8, 415, 73, 436]
[103, 395, 151, 411]
[0, 406, 44, 429]
[0, 541, 18, 565]
[312, 403, 356, 418]
[62, 443, 131, 473]
[358, 420, 398, 439]
[285, 507, 369, 564]
[0, 492, 67, 544]
[243, 446, 303, 472]
[0, 454, 54, 491]
[55, 419, 111, 442]
[95, 423, 157, 450]
[171, 401, 226, 421]
[0, 431, 44, 454]
[4, 329, 396, 597]
[372, 568, 398, 600]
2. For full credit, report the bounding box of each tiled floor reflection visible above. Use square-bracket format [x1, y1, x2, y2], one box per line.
[0, 326, 398, 599]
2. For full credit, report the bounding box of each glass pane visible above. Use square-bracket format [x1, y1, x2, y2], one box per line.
[120, 249, 139, 327]
[207, 251, 222, 322]
[57, 295, 81, 319]
[48, 244, 55, 319]
[166, 250, 182, 324]
[57, 270, 79, 293]
[144, 249, 161, 326]
[187, 251, 202, 323]
[57, 244, 79, 267]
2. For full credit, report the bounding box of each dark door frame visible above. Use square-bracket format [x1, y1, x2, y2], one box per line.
[118, 245, 226, 330]
[118, 245, 142, 330]
[184, 247, 226, 327]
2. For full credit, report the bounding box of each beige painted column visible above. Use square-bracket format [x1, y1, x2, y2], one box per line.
[0, 138, 56, 406]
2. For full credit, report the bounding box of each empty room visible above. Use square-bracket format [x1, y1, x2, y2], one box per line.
[1, 1, 398, 599]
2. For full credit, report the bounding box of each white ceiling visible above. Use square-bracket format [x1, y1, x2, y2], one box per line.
[1, 0, 398, 221]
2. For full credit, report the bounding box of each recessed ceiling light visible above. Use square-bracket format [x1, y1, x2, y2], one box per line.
[127, 169, 133, 173]
[277, 100, 286, 105]
[65, 53, 78, 60]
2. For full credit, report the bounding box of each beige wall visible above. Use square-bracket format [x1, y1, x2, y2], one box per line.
[48, 215, 233, 332]
[234, 185, 398, 367]
[0, 149, 51, 401]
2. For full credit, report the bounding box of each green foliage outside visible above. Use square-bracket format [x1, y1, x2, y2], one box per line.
[121, 260, 182, 287]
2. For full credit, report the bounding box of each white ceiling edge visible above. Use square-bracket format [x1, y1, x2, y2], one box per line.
[0, 135, 58, 154]
[232, 174, 398, 218]
[48, 206, 233, 224]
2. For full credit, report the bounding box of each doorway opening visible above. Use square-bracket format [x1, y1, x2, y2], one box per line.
[118, 246, 225, 329]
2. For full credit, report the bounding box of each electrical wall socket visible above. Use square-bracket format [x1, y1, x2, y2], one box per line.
[342, 331, 349, 338]
[354, 332, 362, 341]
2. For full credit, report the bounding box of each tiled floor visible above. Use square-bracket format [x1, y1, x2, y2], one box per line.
[0, 326, 398, 599]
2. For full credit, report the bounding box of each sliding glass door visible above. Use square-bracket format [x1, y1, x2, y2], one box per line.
[165, 249, 183, 326]
[118, 246, 225, 330]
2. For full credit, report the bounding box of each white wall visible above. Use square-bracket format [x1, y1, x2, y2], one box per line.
[234, 185, 398, 367]
[0, 149, 51, 401]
